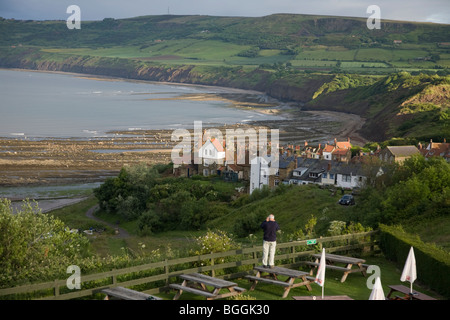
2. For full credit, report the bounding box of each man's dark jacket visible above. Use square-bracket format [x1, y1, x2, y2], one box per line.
[260, 220, 280, 242]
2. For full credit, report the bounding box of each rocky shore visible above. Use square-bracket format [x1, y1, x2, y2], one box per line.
[0, 114, 366, 187]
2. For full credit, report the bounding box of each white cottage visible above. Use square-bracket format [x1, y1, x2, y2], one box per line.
[198, 138, 226, 176]
[250, 156, 272, 194]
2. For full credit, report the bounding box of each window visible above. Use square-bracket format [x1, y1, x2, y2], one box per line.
[342, 174, 351, 182]
[329, 173, 334, 179]
[274, 179, 279, 186]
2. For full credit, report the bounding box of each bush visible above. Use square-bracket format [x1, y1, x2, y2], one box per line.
[137, 210, 163, 235]
[0, 199, 91, 286]
[233, 210, 266, 238]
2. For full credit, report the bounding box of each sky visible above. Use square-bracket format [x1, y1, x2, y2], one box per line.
[0, 0, 449, 24]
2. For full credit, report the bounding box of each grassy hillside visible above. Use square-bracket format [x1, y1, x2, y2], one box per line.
[306, 72, 450, 141]
[207, 184, 358, 238]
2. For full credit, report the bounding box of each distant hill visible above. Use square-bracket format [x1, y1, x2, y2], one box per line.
[1, 14, 449, 49]
[0, 14, 449, 142]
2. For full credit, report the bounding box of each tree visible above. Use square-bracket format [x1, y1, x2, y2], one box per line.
[0, 199, 90, 286]
[356, 155, 450, 226]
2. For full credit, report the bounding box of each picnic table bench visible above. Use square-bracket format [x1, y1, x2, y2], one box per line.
[386, 285, 437, 300]
[101, 286, 162, 300]
[246, 266, 314, 299]
[169, 273, 246, 300]
[293, 295, 354, 300]
[302, 253, 367, 283]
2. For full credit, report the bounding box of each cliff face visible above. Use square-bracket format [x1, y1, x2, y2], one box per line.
[305, 73, 450, 141]
[0, 47, 327, 103]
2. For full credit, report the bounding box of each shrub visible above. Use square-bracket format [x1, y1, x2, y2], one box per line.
[0, 199, 91, 287]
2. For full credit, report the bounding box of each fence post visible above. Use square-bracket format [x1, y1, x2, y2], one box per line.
[54, 279, 60, 297]
[112, 269, 117, 286]
[164, 259, 169, 286]
[252, 245, 258, 267]
[291, 245, 295, 264]
[210, 253, 215, 277]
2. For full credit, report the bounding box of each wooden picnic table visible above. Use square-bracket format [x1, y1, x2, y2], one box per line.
[293, 295, 354, 300]
[303, 253, 367, 283]
[246, 266, 314, 299]
[101, 286, 162, 300]
[386, 285, 437, 300]
[169, 273, 246, 300]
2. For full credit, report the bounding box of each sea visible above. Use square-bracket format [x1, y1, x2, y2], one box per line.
[0, 69, 282, 139]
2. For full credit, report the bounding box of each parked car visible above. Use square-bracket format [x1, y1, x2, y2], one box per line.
[338, 194, 355, 206]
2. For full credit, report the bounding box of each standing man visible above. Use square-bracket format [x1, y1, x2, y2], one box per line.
[260, 214, 280, 268]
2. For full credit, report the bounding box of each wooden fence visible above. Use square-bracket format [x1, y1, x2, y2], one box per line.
[0, 231, 378, 300]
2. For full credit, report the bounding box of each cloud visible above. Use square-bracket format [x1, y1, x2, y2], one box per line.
[426, 13, 450, 24]
[0, 0, 448, 24]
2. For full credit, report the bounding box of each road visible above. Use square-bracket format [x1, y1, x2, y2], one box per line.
[85, 205, 130, 238]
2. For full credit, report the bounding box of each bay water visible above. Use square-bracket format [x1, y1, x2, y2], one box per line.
[0, 69, 281, 138]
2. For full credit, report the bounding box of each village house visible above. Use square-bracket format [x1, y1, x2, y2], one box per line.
[289, 158, 326, 185]
[302, 138, 352, 162]
[300, 141, 322, 159]
[379, 145, 420, 163]
[249, 155, 273, 194]
[288, 158, 367, 189]
[198, 138, 226, 176]
[271, 155, 296, 187]
[329, 162, 366, 189]
[419, 139, 450, 162]
[249, 154, 296, 193]
[173, 162, 198, 178]
[322, 144, 335, 160]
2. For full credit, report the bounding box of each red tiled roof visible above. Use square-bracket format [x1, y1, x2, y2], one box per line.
[228, 164, 242, 172]
[332, 148, 350, 155]
[210, 138, 224, 152]
[336, 142, 351, 150]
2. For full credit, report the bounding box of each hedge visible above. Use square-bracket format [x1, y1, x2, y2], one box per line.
[379, 224, 450, 299]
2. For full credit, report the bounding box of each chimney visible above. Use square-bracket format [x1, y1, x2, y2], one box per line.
[304, 140, 308, 147]
[327, 162, 331, 171]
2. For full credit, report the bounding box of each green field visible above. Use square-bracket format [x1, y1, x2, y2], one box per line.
[12, 13, 445, 75]
[36, 41, 450, 75]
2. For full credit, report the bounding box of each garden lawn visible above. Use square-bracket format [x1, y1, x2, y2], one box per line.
[156, 255, 442, 300]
